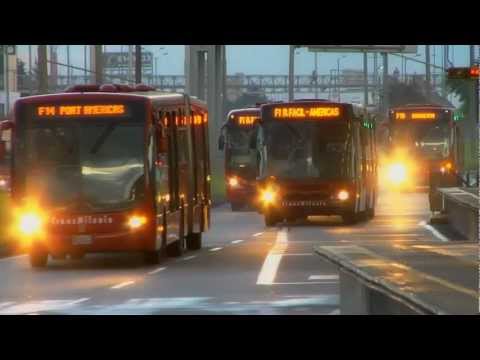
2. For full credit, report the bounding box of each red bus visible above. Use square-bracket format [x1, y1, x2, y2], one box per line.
[218, 108, 260, 211]
[255, 100, 377, 226]
[0, 126, 11, 192]
[384, 104, 461, 189]
[0, 84, 211, 268]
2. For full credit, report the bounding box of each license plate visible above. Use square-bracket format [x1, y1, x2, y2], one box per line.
[72, 235, 93, 245]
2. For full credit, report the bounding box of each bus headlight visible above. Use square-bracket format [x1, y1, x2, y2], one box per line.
[228, 177, 239, 188]
[127, 215, 147, 229]
[260, 188, 277, 205]
[337, 190, 350, 201]
[387, 163, 407, 184]
[18, 212, 43, 236]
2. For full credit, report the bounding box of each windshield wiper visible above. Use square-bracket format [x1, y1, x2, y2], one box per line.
[90, 123, 118, 155]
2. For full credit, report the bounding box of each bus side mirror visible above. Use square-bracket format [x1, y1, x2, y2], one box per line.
[218, 135, 225, 151]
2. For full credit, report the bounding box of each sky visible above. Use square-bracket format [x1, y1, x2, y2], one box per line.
[15, 45, 477, 77]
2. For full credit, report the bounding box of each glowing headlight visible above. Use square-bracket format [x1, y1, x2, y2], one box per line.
[0, 179, 7, 188]
[228, 177, 239, 187]
[19, 213, 43, 236]
[387, 163, 407, 184]
[337, 190, 350, 201]
[127, 216, 147, 229]
[260, 188, 277, 204]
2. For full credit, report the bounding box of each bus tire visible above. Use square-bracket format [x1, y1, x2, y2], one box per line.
[144, 249, 164, 265]
[265, 213, 279, 227]
[167, 238, 184, 257]
[186, 232, 202, 251]
[70, 252, 85, 260]
[29, 247, 48, 268]
[231, 202, 243, 211]
[366, 206, 375, 219]
[342, 212, 358, 225]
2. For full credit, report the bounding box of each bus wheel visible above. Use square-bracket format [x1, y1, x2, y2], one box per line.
[366, 207, 375, 219]
[70, 251, 85, 260]
[29, 247, 48, 268]
[342, 212, 358, 225]
[167, 238, 184, 257]
[265, 213, 279, 227]
[186, 232, 202, 251]
[231, 202, 244, 211]
[144, 249, 164, 265]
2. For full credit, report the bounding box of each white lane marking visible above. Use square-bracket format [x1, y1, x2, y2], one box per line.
[253, 232, 264, 237]
[110, 281, 135, 289]
[256, 228, 288, 285]
[282, 253, 313, 256]
[147, 267, 166, 275]
[419, 221, 449, 242]
[0, 298, 90, 315]
[183, 255, 196, 261]
[0, 255, 27, 262]
[271, 281, 338, 285]
[231, 240, 244, 244]
[308, 275, 339, 281]
[329, 309, 340, 315]
[209, 247, 223, 252]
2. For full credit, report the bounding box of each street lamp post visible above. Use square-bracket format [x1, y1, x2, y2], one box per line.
[336, 55, 346, 101]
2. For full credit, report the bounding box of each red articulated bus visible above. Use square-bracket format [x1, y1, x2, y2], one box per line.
[255, 100, 377, 226]
[218, 107, 260, 211]
[0, 126, 11, 192]
[0, 84, 211, 268]
[384, 104, 460, 190]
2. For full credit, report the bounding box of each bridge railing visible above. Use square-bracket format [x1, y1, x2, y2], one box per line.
[13, 73, 447, 95]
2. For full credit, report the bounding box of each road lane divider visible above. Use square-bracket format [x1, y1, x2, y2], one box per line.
[419, 221, 449, 242]
[308, 275, 339, 281]
[256, 228, 288, 285]
[182, 255, 196, 261]
[231, 240, 244, 244]
[110, 281, 135, 289]
[209, 247, 223, 252]
[147, 267, 166, 275]
[253, 232, 264, 237]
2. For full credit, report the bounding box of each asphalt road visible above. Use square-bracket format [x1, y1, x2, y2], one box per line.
[0, 189, 468, 315]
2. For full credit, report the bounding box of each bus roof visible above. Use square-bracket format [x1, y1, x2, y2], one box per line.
[14, 90, 207, 112]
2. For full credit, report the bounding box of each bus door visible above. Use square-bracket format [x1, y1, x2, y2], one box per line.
[191, 109, 208, 232]
[352, 121, 366, 213]
[153, 111, 170, 249]
[164, 109, 182, 244]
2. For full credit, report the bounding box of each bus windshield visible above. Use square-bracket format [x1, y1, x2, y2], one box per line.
[226, 125, 257, 177]
[391, 121, 450, 160]
[22, 119, 145, 212]
[262, 121, 349, 180]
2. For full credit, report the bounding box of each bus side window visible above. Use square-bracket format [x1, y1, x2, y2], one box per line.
[155, 111, 170, 209]
[166, 110, 179, 211]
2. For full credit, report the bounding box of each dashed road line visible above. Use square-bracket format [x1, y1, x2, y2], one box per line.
[110, 281, 135, 289]
[183, 255, 196, 261]
[419, 221, 449, 242]
[257, 228, 288, 285]
[209, 247, 223, 252]
[0, 255, 26, 262]
[147, 267, 167, 275]
[253, 232, 264, 237]
[308, 275, 339, 281]
[231, 240, 244, 244]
